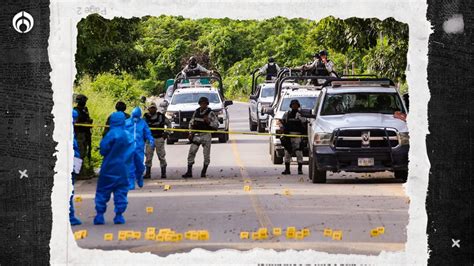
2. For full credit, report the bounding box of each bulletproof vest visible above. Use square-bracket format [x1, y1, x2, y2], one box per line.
[73, 106, 91, 134]
[266, 63, 277, 76]
[284, 110, 305, 134]
[185, 65, 201, 77]
[192, 108, 213, 131]
[145, 112, 166, 138]
[314, 60, 329, 76]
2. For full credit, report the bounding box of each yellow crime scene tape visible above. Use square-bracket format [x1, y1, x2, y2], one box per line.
[74, 123, 308, 138]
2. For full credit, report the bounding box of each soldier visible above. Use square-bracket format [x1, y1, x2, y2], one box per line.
[182, 97, 219, 178]
[144, 102, 171, 179]
[281, 99, 306, 175]
[259, 57, 281, 80]
[73, 94, 93, 162]
[304, 50, 337, 77]
[181, 56, 211, 78]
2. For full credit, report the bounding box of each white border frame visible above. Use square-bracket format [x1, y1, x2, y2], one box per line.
[49, 0, 431, 264]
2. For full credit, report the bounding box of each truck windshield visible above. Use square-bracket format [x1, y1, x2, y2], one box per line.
[320, 92, 404, 115]
[279, 96, 318, 111]
[260, 86, 275, 98]
[171, 92, 221, 105]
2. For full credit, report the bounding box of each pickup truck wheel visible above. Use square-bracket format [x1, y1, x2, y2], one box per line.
[310, 157, 326, 183]
[257, 121, 266, 133]
[395, 170, 408, 182]
[218, 132, 229, 143]
[249, 110, 257, 131]
[308, 155, 314, 181]
[271, 148, 283, 164]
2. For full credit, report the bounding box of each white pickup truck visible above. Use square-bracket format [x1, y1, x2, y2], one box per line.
[304, 79, 409, 183]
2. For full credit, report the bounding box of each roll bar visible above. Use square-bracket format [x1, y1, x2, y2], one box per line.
[173, 71, 224, 97]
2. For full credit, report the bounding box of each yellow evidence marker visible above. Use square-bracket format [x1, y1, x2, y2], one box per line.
[103, 233, 113, 241]
[258, 228, 268, 239]
[145, 232, 155, 240]
[286, 227, 296, 239]
[272, 227, 282, 236]
[332, 230, 343, 241]
[251, 232, 259, 240]
[244, 185, 251, 192]
[146, 207, 154, 214]
[133, 231, 142, 240]
[323, 228, 333, 237]
[118, 231, 127, 241]
[126, 231, 134, 240]
[190, 231, 199, 240]
[198, 230, 210, 241]
[377, 226, 385, 234]
[302, 228, 310, 237]
[295, 231, 304, 240]
[370, 228, 379, 237]
[146, 227, 156, 234]
[176, 233, 183, 241]
[74, 196, 82, 203]
[155, 234, 164, 242]
[74, 231, 83, 240]
[284, 189, 291, 196]
[158, 228, 172, 235]
[240, 232, 250, 239]
[163, 185, 171, 191]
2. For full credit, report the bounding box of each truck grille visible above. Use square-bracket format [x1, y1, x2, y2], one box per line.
[334, 128, 399, 148]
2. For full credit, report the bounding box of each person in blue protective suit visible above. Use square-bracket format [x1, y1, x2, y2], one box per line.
[125, 107, 155, 190]
[70, 110, 82, 226]
[94, 112, 135, 225]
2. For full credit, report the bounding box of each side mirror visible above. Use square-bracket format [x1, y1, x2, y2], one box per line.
[300, 108, 316, 118]
[159, 100, 169, 108]
[224, 100, 233, 107]
[249, 95, 257, 101]
[158, 93, 165, 98]
[263, 107, 275, 116]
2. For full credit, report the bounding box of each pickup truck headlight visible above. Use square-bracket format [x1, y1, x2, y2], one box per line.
[399, 132, 410, 145]
[272, 118, 283, 133]
[313, 132, 333, 145]
[165, 111, 176, 120]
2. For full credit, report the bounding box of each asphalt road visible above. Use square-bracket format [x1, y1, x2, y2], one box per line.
[72, 102, 408, 256]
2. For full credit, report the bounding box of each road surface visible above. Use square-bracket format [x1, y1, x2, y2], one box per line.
[72, 102, 408, 256]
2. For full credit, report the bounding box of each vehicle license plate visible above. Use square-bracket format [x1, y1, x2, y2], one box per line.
[358, 158, 374, 167]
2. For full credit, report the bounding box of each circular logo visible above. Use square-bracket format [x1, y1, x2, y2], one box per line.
[12, 11, 34, 33]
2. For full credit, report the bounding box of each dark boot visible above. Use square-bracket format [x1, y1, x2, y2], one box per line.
[201, 164, 209, 178]
[182, 165, 193, 178]
[282, 163, 291, 175]
[298, 163, 303, 175]
[161, 166, 167, 179]
[144, 166, 151, 179]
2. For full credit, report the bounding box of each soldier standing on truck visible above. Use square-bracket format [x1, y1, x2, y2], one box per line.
[303, 50, 337, 77]
[181, 56, 211, 78]
[280, 99, 306, 175]
[259, 57, 281, 80]
[144, 102, 171, 179]
[182, 97, 219, 179]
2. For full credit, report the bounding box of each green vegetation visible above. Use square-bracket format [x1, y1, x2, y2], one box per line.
[74, 15, 408, 173]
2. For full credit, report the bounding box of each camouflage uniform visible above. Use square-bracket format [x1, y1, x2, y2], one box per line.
[144, 103, 171, 179]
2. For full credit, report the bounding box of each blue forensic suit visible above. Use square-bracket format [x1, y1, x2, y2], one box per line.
[125, 107, 154, 190]
[70, 109, 82, 226]
[94, 112, 134, 225]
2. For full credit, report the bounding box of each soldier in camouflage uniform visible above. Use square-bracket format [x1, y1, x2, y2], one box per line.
[281, 99, 306, 175]
[182, 97, 219, 178]
[144, 102, 171, 179]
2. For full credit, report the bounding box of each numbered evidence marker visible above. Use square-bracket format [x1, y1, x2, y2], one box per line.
[240, 231, 250, 239]
[118, 231, 127, 241]
[272, 227, 282, 236]
[302, 228, 310, 237]
[323, 228, 333, 237]
[133, 231, 142, 240]
[198, 230, 210, 241]
[104, 233, 114, 241]
[189, 231, 199, 240]
[244, 185, 251, 192]
[74, 231, 87, 240]
[286, 227, 296, 239]
[146, 207, 154, 214]
[145, 231, 155, 240]
[74, 196, 82, 203]
[251, 232, 260, 240]
[163, 185, 171, 191]
[332, 230, 343, 241]
[284, 189, 291, 196]
[377, 226, 385, 234]
[295, 231, 304, 240]
[258, 228, 268, 239]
